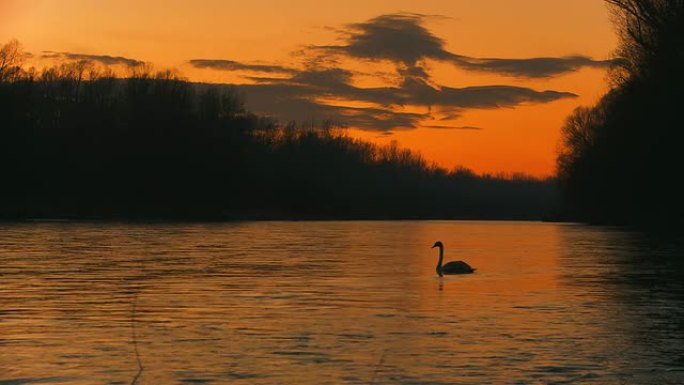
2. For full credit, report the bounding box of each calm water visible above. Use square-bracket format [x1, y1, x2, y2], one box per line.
[1, 221, 684, 385]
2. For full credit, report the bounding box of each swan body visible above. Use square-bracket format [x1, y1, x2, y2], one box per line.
[432, 241, 475, 276]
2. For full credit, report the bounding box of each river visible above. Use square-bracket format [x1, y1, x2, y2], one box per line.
[1, 221, 683, 384]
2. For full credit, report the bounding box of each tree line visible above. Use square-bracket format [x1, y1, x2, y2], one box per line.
[557, 0, 684, 228]
[1, 39, 556, 220]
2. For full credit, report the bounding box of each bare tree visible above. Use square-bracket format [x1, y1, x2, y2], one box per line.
[606, 0, 684, 79]
[0, 39, 27, 82]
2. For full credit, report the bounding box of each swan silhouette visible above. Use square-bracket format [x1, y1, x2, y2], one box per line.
[432, 241, 475, 276]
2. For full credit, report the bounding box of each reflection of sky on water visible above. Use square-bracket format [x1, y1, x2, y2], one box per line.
[1, 221, 682, 384]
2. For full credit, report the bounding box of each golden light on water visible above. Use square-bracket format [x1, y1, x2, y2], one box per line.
[2, 222, 682, 384]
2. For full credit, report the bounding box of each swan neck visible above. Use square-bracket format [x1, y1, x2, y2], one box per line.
[436, 245, 444, 276]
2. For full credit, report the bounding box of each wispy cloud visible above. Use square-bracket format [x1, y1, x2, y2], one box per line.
[451, 55, 614, 78]
[423, 125, 483, 130]
[42, 51, 143, 67]
[226, 81, 426, 130]
[189, 59, 296, 74]
[219, 67, 576, 131]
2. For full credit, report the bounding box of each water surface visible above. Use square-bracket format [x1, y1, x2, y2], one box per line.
[1, 221, 683, 384]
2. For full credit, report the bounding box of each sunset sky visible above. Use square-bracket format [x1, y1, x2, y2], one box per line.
[0, 0, 618, 177]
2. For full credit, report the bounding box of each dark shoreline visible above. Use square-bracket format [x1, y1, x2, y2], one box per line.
[1, 214, 555, 224]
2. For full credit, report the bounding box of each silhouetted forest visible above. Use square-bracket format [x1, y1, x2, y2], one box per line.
[558, 0, 684, 228]
[1, 39, 556, 220]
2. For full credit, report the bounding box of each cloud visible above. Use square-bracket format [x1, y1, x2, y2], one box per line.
[42, 51, 143, 67]
[190, 13, 592, 131]
[216, 66, 576, 131]
[423, 125, 483, 130]
[189, 59, 296, 74]
[232, 82, 428, 130]
[317, 13, 451, 66]
[403, 83, 577, 109]
[245, 67, 575, 106]
[451, 55, 614, 78]
[314, 13, 612, 78]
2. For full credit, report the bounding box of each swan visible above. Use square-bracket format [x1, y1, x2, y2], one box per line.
[432, 241, 475, 276]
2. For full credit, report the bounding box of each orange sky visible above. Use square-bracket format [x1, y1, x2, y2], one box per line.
[0, 0, 618, 177]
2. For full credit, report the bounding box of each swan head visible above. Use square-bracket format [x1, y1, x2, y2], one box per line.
[432, 241, 443, 249]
